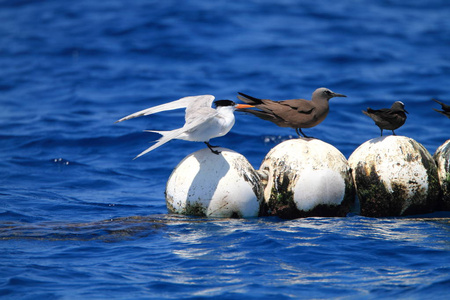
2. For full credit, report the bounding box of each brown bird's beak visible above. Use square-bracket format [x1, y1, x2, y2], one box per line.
[332, 92, 347, 98]
[404, 109, 409, 114]
[236, 104, 255, 109]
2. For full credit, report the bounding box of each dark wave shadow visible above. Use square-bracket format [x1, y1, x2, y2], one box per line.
[0, 214, 224, 242]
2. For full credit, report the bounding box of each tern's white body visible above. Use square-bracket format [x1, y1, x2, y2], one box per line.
[175, 105, 235, 142]
[115, 95, 236, 158]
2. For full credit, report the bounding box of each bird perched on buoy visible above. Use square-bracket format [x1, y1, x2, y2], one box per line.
[432, 98, 450, 119]
[236, 88, 346, 138]
[362, 101, 408, 136]
[115, 95, 253, 158]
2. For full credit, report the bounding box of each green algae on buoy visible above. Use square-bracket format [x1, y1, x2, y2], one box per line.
[433, 139, 450, 210]
[165, 148, 264, 218]
[348, 136, 440, 217]
[259, 138, 355, 219]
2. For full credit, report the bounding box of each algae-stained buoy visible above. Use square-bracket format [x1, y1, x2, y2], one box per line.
[165, 148, 264, 218]
[433, 139, 450, 210]
[348, 136, 440, 217]
[259, 138, 355, 219]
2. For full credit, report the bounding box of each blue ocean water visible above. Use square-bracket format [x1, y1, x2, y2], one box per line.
[1, 0, 449, 298]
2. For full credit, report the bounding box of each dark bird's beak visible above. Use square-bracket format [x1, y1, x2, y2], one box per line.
[404, 109, 409, 114]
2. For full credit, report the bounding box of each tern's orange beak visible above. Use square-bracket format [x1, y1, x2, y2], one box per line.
[236, 104, 254, 109]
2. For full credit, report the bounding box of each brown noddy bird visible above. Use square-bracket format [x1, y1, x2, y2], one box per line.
[432, 98, 450, 119]
[362, 101, 408, 136]
[236, 87, 347, 138]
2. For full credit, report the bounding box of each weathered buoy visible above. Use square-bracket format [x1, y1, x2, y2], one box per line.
[259, 138, 355, 219]
[348, 136, 440, 217]
[165, 148, 264, 218]
[433, 139, 450, 210]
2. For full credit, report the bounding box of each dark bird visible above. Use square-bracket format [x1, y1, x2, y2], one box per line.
[432, 98, 450, 119]
[362, 101, 408, 136]
[236, 87, 347, 138]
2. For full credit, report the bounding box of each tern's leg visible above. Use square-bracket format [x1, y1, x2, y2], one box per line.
[205, 142, 220, 155]
[296, 128, 312, 139]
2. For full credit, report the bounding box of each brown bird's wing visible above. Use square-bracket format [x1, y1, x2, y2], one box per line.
[238, 93, 314, 115]
[237, 94, 320, 128]
[277, 99, 315, 114]
[263, 99, 317, 128]
[238, 108, 292, 128]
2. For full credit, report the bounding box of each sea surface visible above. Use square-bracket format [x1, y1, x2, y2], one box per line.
[1, 0, 449, 299]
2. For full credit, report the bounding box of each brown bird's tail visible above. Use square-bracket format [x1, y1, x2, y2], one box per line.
[237, 92, 264, 105]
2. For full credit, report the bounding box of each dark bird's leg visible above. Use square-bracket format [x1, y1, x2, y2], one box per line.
[296, 128, 312, 138]
[205, 142, 220, 155]
[392, 130, 396, 135]
[380, 128, 383, 136]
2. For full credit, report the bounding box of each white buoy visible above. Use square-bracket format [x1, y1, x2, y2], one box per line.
[259, 138, 355, 219]
[348, 136, 440, 217]
[165, 148, 264, 218]
[433, 139, 450, 210]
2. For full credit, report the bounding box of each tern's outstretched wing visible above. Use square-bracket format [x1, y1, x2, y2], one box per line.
[134, 109, 220, 159]
[184, 95, 216, 122]
[115, 95, 215, 123]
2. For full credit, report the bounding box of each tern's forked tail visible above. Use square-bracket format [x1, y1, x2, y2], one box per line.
[134, 128, 185, 159]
